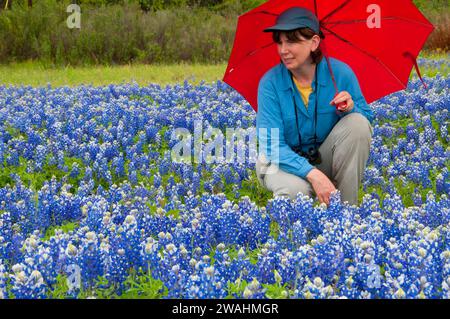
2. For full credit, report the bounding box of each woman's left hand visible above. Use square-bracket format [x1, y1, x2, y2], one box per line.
[330, 91, 354, 112]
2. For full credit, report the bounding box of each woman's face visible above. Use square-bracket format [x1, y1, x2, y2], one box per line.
[276, 32, 319, 72]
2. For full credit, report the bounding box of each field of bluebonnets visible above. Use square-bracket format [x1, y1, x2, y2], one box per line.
[0, 56, 449, 299]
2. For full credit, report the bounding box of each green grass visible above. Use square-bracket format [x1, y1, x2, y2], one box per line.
[43, 222, 79, 241]
[0, 51, 447, 87]
[0, 61, 228, 87]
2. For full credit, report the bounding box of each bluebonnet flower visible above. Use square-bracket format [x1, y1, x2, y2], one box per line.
[34, 145, 47, 172]
[0, 260, 7, 299]
[70, 162, 80, 178]
[9, 263, 47, 299]
[300, 277, 336, 299]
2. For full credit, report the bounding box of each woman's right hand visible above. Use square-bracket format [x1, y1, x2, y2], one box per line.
[306, 168, 337, 206]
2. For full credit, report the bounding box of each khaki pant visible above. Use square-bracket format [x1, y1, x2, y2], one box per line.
[256, 113, 373, 205]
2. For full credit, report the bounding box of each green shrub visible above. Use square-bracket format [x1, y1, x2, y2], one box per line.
[0, 0, 447, 66]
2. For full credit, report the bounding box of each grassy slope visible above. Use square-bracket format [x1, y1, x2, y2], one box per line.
[0, 51, 447, 87]
[0, 61, 228, 87]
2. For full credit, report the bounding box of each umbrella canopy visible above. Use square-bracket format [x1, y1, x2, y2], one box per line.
[223, 0, 434, 111]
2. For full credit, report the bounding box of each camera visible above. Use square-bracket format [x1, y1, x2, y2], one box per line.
[292, 145, 322, 165]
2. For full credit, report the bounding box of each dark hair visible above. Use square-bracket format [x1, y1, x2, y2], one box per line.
[272, 28, 324, 64]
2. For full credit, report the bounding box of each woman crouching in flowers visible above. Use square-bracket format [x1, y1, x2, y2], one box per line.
[256, 7, 373, 206]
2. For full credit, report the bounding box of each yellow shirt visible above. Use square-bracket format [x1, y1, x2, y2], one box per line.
[292, 76, 313, 107]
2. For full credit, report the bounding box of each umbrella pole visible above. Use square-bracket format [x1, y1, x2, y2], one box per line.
[320, 42, 339, 95]
[314, 0, 345, 109]
[313, 0, 339, 95]
[321, 41, 349, 111]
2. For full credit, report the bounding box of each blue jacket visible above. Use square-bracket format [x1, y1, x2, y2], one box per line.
[256, 57, 373, 179]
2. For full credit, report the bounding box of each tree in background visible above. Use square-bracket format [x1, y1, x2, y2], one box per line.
[1, 0, 11, 9]
[1, 0, 33, 9]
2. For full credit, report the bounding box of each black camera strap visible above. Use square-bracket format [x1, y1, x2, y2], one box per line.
[290, 64, 319, 150]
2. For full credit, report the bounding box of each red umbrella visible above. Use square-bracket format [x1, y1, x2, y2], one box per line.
[223, 0, 434, 111]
